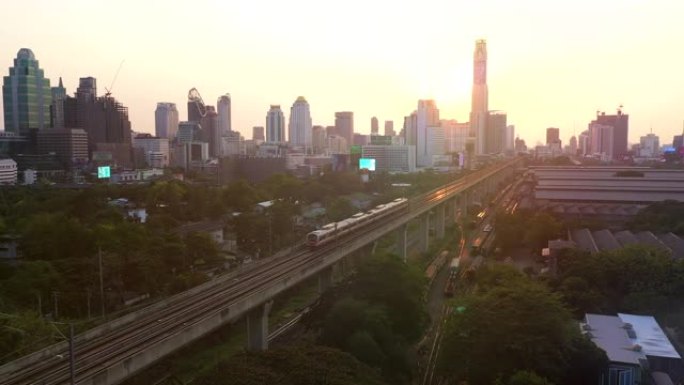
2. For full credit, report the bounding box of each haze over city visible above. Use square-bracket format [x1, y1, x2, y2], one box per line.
[1, 0, 683, 144]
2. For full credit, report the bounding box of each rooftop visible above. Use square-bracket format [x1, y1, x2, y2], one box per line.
[584, 313, 645, 365]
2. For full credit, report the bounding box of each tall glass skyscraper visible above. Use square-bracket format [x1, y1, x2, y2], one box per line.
[155, 102, 179, 139]
[266, 105, 285, 143]
[2, 48, 51, 133]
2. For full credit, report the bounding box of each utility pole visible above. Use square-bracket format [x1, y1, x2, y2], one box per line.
[52, 291, 59, 320]
[68, 323, 75, 385]
[98, 246, 105, 318]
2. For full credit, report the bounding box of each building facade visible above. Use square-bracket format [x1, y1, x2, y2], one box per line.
[36, 128, 89, 169]
[50, 77, 66, 129]
[639, 133, 659, 158]
[288, 96, 312, 152]
[371, 116, 379, 135]
[266, 105, 286, 143]
[155, 102, 179, 140]
[252, 126, 265, 141]
[132, 134, 170, 168]
[591, 110, 629, 160]
[470, 40, 489, 155]
[384, 120, 395, 136]
[416, 99, 440, 167]
[217, 94, 231, 135]
[2, 48, 51, 133]
[0, 158, 18, 185]
[335, 111, 354, 148]
[361, 145, 416, 173]
[486, 111, 507, 154]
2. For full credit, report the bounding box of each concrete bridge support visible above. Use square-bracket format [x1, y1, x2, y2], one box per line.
[246, 300, 273, 352]
[453, 197, 460, 224]
[419, 214, 430, 253]
[396, 223, 408, 262]
[318, 266, 333, 294]
[435, 204, 445, 239]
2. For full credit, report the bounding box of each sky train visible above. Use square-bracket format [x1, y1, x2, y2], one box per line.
[306, 198, 408, 247]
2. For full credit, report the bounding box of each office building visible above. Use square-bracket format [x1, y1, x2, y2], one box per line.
[2, 48, 51, 133]
[591, 109, 629, 160]
[639, 134, 659, 158]
[578, 130, 590, 155]
[416, 99, 440, 167]
[403, 112, 417, 147]
[428, 125, 445, 160]
[221, 131, 244, 157]
[546, 127, 561, 149]
[569, 135, 578, 155]
[335, 111, 354, 147]
[288, 96, 312, 152]
[505, 125, 515, 151]
[470, 40, 488, 155]
[36, 128, 88, 169]
[361, 145, 416, 173]
[155, 102, 179, 140]
[442, 120, 470, 154]
[0, 159, 18, 185]
[50, 77, 66, 129]
[327, 135, 348, 154]
[384, 120, 395, 136]
[217, 94, 231, 135]
[177, 121, 200, 144]
[132, 133, 169, 168]
[252, 126, 265, 141]
[312, 125, 326, 154]
[589, 123, 614, 160]
[266, 105, 286, 143]
[371, 116, 379, 135]
[486, 111, 507, 154]
[199, 105, 220, 157]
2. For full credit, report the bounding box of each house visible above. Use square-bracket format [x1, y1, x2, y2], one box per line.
[582, 313, 682, 385]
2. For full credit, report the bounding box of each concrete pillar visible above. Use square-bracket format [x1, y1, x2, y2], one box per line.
[419, 214, 430, 253]
[318, 265, 333, 294]
[396, 223, 408, 262]
[435, 204, 445, 239]
[246, 300, 273, 352]
[453, 197, 460, 224]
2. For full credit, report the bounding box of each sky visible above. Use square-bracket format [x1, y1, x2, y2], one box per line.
[1, 0, 684, 146]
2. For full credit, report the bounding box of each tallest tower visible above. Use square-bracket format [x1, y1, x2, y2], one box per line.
[470, 39, 488, 155]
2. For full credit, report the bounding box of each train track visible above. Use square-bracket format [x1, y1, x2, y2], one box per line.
[1, 159, 521, 385]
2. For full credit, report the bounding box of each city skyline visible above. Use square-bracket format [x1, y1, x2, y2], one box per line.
[2, 1, 684, 145]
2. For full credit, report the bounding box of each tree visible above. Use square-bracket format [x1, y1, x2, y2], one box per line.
[194, 346, 388, 385]
[438, 273, 579, 385]
[326, 197, 356, 222]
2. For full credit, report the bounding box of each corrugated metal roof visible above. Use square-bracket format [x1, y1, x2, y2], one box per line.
[584, 313, 645, 365]
[614, 230, 639, 247]
[593, 229, 621, 251]
[656, 233, 684, 259]
[571, 228, 599, 254]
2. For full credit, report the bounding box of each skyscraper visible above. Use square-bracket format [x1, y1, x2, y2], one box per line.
[288, 96, 312, 152]
[200, 106, 220, 157]
[252, 126, 265, 141]
[384, 120, 395, 136]
[2, 48, 51, 133]
[469, 40, 488, 155]
[155, 102, 179, 140]
[485, 111, 506, 154]
[371, 116, 379, 135]
[335, 111, 354, 148]
[546, 127, 561, 150]
[266, 105, 285, 144]
[416, 99, 440, 167]
[591, 109, 629, 159]
[50, 77, 66, 129]
[217, 94, 231, 135]
[505, 125, 515, 152]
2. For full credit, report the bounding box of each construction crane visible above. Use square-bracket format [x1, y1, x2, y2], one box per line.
[105, 60, 125, 98]
[188, 87, 207, 118]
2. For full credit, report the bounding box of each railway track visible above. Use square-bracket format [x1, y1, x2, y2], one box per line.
[1, 159, 521, 385]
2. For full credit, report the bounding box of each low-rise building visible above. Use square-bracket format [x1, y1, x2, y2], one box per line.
[132, 134, 169, 168]
[0, 158, 18, 185]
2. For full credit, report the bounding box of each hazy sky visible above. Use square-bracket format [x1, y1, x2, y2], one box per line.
[2, 0, 684, 145]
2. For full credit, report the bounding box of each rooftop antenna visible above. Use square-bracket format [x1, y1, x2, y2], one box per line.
[105, 60, 125, 98]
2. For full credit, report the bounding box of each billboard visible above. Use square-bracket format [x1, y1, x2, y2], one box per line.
[97, 166, 111, 179]
[350, 145, 362, 155]
[359, 158, 376, 171]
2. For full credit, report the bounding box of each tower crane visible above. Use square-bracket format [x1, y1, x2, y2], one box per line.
[105, 60, 125, 98]
[188, 87, 208, 118]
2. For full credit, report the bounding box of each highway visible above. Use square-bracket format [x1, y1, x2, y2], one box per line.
[0, 158, 520, 385]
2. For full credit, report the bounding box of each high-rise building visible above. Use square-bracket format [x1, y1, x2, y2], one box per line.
[546, 127, 561, 151]
[442, 120, 470, 154]
[591, 109, 629, 159]
[416, 100, 440, 167]
[371, 116, 379, 135]
[469, 40, 488, 155]
[589, 122, 614, 160]
[252, 126, 265, 141]
[335, 111, 354, 148]
[37, 128, 88, 169]
[578, 130, 590, 155]
[177, 121, 200, 144]
[2, 48, 51, 133]
[569, 135, 578, 155]
[505, 125, 515, 152]
[384, 120, 395, 136]
[50, 77, 66, 129]
[217, 94, 231, 135]
[403, 113, 417, 147]
[312, 125, 325, 154]
[132, 133, 169, 168]
[288, 96, 312, 152]
[200, 106, 220, 158]
[155, 102, 179, 140]
[639, 133, 659, 158]
[266, 105, 286, 143]
[486, 111, 506, 154]
[361, 145, 416, 172]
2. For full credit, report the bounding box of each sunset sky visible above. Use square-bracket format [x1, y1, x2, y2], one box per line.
[2, 0, 683, 146]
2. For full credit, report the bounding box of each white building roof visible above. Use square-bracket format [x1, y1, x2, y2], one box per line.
[584, 313, 645, 365]
[618, 313, 681, 359]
